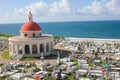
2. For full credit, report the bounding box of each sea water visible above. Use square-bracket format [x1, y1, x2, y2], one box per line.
[0, 20, 120, 39]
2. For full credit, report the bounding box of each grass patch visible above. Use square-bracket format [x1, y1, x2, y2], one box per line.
[101, 60, 107, 64]
[67, 74, 73, 80]
[1, 51, 12, 59]
[44, 54, 57, 59]
[88, 61, 93, 67]
[21, 54, 57, 61]
[75, 64, 79, 68]
[45, 77, 54, 80]
[73, 58, 78, 63]
[73, 58, 79, 68]
[0, 77, 5, 80]
[80, 75, 87, 78]
[54, 36, 64, 40]
[0, 33, 12, 38]
[0, 63, 4, 67]
[21, 57, 37, 61]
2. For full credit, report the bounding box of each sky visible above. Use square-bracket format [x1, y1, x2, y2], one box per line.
[0, 0, 120, 23]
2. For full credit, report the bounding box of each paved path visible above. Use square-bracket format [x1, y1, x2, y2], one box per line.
[0, 51, 67, 65]
[1, 50, 120, 65]
[85, 53, 120, 60]
[0, 51, 9, 64]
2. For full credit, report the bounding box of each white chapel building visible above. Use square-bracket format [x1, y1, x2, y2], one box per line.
[8, 12, 54, 57]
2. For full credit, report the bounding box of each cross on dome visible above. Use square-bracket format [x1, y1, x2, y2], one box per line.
[28, 11, 33, 21]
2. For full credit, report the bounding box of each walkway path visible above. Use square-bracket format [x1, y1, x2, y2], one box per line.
[1, 51, 120, 65]
[0, 51, 8, 63]
[85, 53, 120, 60]
[0, 51, 66, 65]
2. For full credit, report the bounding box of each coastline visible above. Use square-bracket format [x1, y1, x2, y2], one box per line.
[1, 36, 120, 42]
[65, 37, 120, 42]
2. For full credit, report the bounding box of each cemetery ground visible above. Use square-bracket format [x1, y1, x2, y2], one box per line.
[1, 50, 120, 80]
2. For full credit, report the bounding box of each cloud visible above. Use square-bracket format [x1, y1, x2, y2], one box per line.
[78, 1, 106, 15]
[2, 0, 119, 23]
[15, 0, 72, 17]
[78, 0, 120, 15]
[14, 1, 48, 17]
[49, 0, 71, 15]
[106, 0, 120, 14]
[15, 0, 120, 17]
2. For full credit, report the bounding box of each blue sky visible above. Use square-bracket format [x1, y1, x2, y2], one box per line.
[0, 0, 120, 23]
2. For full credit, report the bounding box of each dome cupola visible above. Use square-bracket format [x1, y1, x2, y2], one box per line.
[20, 21, 41, 32]
[20, 12, 42, 38]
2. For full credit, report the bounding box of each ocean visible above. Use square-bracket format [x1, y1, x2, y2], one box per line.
[0, 20, 120, 39]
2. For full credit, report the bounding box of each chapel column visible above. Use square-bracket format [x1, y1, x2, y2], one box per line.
[16, 45, 19, 54]
[30, 44, 32, 54]
[49, 42, 51, 52]
[12, 44, 15, 54]
[37, 44, 40, 54]
[51, 42, 53, 51]
[11, 44, 14, 54]
[44, 43, 46, 53]
[9, 43, 11, 53]
[22, 44, 25, 54]
[39, 44, 41, 54]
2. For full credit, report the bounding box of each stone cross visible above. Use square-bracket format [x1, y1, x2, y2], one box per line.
[28, 11, 33, 21]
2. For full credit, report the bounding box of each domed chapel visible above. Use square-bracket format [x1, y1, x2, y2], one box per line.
[8, 12, 54, 57]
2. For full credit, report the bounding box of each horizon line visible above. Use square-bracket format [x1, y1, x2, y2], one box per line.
[0, 19, 120, 24]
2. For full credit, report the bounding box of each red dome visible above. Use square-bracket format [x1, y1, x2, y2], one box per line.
[20, 21, 41, 32]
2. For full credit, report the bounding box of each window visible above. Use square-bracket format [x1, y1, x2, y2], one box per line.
[33, 33, 35, 37]
[40, 33, 41, 36]
[24, 34, 27, 37]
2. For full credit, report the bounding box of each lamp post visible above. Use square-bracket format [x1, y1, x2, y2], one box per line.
[57, 51, 60, 65]
[40, 52, 45, 71]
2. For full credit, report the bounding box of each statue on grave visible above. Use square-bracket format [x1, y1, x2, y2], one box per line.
[72, 72, 76, 80]
[41, 63, 45, 71]
[71, 51, 74, 60]
[57, 68, 62, 80]
[57, 51, 60, 65]
[68, 53, 71, 61]
[106, 57, 109, 64]
[95, 52, 98, 58]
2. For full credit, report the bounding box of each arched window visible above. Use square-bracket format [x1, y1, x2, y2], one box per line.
[24, 34, 27, 37]
[40, 44, 44, 53]
[51, 42, 53, 51]
[39, 33, 41, 36]
[32, 44, 37, 54]
[25, 45, 30, 54]
[33, 33, 35, 37]
[46, 43, 49, 52]
[13, 45, 15, 53]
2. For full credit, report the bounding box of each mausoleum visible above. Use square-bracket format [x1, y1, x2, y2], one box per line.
[8, 12, 54, 57]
